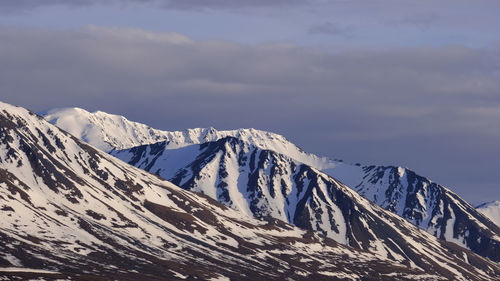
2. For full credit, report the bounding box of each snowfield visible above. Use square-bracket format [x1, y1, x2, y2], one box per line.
[477, 201, 500, 227]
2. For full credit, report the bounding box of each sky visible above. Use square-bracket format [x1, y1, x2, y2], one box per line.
[1, 0, 500, 204]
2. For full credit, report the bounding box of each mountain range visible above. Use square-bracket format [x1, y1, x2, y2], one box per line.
[0, 102, 498, 280]
[4, 101, 477, 280]
[45, 107, 500, 263]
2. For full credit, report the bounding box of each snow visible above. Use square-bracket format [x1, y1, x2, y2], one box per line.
[209, 276, 230, 281]
[317, 271, 362, 281]
[476, 200, 500, 227]
[43, 107, 335, 170]
[223, 144, 253, 217]
[171, 270, 188, 279]
[0, 267, 59, 274]
[316, 179, 347, 244]
[1, 254, 22, 267]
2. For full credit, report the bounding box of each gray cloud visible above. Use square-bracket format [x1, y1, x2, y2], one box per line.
[162, 0, 305, 10]
[0, 0, 307, 13]
[0, 0, 96, 13]
[1, 25, 500, 203]
[389, 13, 440, 30]
[308, 22, 351, 36]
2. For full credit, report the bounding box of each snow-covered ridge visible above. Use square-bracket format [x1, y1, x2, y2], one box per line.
[477, 201, 500, 227]
[325, 164, 500, 261]
[113, 136, 500, 263]
[43, 107, 333, 169]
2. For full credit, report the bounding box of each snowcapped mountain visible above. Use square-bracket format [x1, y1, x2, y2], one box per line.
[477, 201, 500, 227]
[3, 101, 477, 280]
[110, 136, 500, 279]
[43, 108, 332, 168]
[44, 107, 500, 263]
[324, 164, 500, 262]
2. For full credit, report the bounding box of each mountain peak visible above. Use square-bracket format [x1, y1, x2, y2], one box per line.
[43, 108, 334, 169]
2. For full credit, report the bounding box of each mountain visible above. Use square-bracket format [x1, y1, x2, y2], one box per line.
[44, 107, 500, 263]
[43, 107, 186, 152]
[324, 164, 500, 262]
[477, 201, 500, 227]
[1, 102, 469, 280]
[109, 136, 500, 280]
[43, 107, 333, 169]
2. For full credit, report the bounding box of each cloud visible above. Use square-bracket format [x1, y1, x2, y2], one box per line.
[1, 25, 500, 202]
[390, 13, 440, 30]
[308, 22, 351, 36]
[161, 0, 305, 10]
[0, 0, 96, 13]
[83, 24, 193, 44]
[0, 0, 308, 13]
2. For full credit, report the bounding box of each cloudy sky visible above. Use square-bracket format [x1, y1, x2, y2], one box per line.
[1, 0, 499, 204]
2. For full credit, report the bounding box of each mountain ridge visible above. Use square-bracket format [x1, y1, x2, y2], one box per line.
[44, 107, 500, 263]
[112, 135, 500, 271]
[3, 101, 468, 280]
[477, 200, 500, 227]
[43, 107, 334, 168]
[325, 164, 500, 261]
